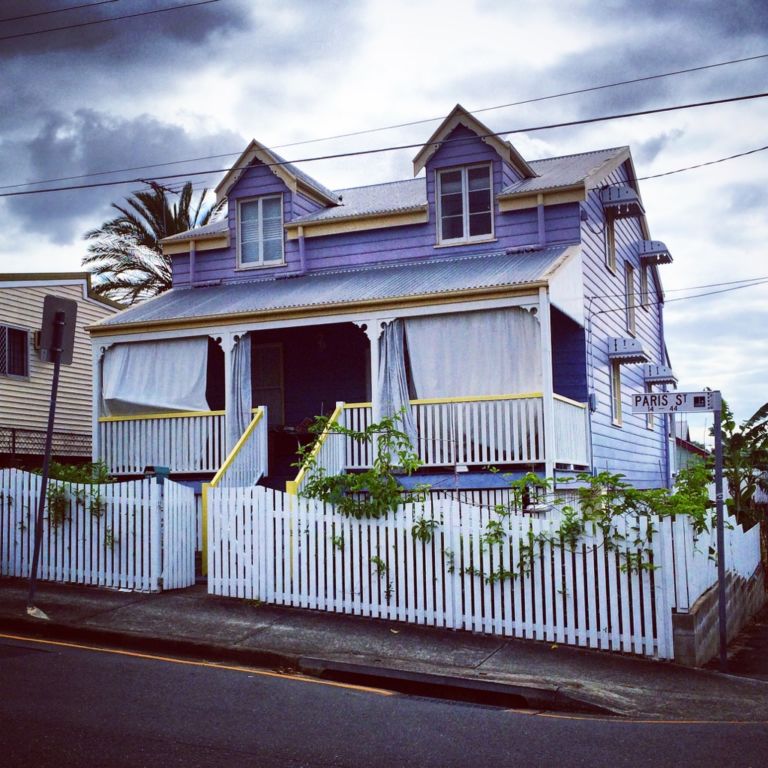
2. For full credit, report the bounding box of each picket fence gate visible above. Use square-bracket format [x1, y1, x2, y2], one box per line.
[207, 486, 676, 659]
[0, 469, 196, 592]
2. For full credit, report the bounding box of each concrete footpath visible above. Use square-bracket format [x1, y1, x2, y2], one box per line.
[1, 578, 767, 721]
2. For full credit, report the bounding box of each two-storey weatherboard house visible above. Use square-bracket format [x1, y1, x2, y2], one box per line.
[89, 105, 676, 494]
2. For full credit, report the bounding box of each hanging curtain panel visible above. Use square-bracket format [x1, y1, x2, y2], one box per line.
[228, 333, 253, 448]
[404, 307, 542, 399]
[376, 320, 417, 445]
[102, 337, 210, 416]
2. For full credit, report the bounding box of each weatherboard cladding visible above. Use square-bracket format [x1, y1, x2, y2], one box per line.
[98, 246, 569, 328]
[579, 162, 665, 488]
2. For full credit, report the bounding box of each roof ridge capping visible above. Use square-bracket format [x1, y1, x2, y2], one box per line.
[412, 104, 537, 179]
[214, 138, 340, 207]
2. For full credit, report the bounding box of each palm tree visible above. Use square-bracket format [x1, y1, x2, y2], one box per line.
[82, 181, 223, 305]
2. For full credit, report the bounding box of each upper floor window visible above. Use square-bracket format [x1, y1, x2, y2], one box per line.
[640, 263, 650, 309]
[436, 165, 493, 244]
[605, 216, 617, 273]
[0, 324, 29, 378]
[610, 360, 623, 427]
[238, 195, 284, 268]
[625, 262, 636, 335]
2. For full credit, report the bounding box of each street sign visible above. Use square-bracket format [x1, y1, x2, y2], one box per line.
[39, 295, 77, 365]
[631, 390, 721, 414]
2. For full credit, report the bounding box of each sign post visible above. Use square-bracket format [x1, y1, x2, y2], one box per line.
[633, 389, 727, 669]
[26, 296, 77, 619]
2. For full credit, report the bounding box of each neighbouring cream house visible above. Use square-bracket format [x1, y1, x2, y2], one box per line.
[0, 273, 119, 467]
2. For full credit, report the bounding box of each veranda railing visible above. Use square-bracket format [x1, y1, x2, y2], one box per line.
[286, 402, 345, 496]
[98, 409, 226, 475]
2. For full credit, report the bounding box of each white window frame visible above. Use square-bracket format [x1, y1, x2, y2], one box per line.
[644, 383, 655, 430]
[640, 263, 650, 310]
[236, 194, 285, 269]
[625, 262, 636, 336]
[610, 360, 623, 427]
[436, 163, 494, 245]
[0, 323, 29, 379]
[605, 216, 617, 273]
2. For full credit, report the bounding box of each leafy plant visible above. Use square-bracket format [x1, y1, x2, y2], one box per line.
[298, 409, 425, 519]
[36, 461, 115, 527]
[412, 516, 438, 543]
[370, 555, 388, 576]
[46, 483, 70, 528]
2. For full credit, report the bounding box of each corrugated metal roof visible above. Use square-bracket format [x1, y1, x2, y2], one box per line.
[162, 219, 228, 243]
[268, 147, 340, 204]
[292, 178, 426, 223]
[502, 147, 626, 195]
[96, 245, 571, 328]
[163, 147, 627, 242]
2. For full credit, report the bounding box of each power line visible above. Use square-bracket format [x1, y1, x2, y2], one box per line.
[0, 0, 118, 23]
[0, 0, 219, 42]
[591, 278, 768, 316]
[3, 90, 768, 199]
[3, 51, 768, 192]
[271, 52, 768, 151]
[638, 145, 768, 181]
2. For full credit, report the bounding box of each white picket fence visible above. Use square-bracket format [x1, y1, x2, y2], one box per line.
[0, 469, 196, 592]
[208, 486, 682, 658]
[661, 511, 762, 612]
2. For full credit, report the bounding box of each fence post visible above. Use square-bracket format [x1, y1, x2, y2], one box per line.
[653, 515, 675, 659]
[201, 482, 210, 577]
[150, 479, 162, 591]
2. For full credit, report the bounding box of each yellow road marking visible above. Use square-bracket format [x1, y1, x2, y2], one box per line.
[0, 632, 393, 697]
[506, 708, 768, 725]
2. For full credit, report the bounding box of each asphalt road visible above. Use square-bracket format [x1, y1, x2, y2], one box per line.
[0, 633, 766, 768]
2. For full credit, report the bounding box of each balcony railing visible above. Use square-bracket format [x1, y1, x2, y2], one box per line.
[98, 410, 227, 475]
[288, 393, 590, 493]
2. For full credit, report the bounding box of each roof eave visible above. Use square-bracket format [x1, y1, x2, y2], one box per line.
[87, 281, 548, 337]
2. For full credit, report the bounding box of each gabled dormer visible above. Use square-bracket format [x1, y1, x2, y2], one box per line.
[413, 105, 537, 247]
[216, 140, 340, 271]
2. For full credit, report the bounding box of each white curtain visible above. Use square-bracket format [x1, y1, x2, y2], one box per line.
[376, 320, 417, 445]
[404, 308, 542, 398]
[227, 333, 253, 449]
[102, 337, 209, 416]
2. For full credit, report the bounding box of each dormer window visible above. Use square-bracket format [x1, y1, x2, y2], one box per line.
[237, 195, 284, 268]
[437, 164, 493, 244]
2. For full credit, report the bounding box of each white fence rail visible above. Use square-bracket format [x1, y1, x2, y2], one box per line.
[208, 487, 680, 658]
[99, 410, 226, 475]
[663, 512, 762, 612]
[0, 469, 196, 591]
[553, 395, 590, 467]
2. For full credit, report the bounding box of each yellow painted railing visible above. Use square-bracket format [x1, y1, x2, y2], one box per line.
[286, 402, 345, 496]
[98, 409, 226, 423]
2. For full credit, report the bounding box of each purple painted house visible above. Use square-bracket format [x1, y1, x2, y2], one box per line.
[89, 105, 676, 492]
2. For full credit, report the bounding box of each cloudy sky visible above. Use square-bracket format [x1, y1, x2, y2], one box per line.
[1, 0, 766, 436]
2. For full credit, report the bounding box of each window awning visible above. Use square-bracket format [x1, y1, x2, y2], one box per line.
[637, 240, 672, 265]
[599, 185, 644, 219]
[643, 363, 677, 386]
[607, 337, 650, 364]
